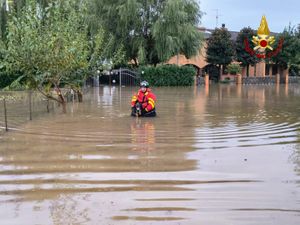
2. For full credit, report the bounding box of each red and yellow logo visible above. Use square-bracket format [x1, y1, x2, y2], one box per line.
[252, 15, 275, 51]
[244, 15, 283, 58]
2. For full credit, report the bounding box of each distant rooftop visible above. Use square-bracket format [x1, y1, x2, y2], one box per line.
[198, 26, 241, 40]
[198, 26, 278, 41]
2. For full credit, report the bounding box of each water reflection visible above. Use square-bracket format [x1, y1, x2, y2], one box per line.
[131, 119, 156, 152]
[0, 85, 299, 225]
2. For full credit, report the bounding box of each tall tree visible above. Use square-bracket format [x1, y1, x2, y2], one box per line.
[270, 25, 300, 76]
[4, 0, 89, 112]
[290, 25, 300, 75]
[88, 0, 203, 66]
[0, 0, 53, 40]
[205, 27, 235, 79]
[236, 27, 259, 76]
[0, 0, 9, 40]
[153, 0, 203, 62]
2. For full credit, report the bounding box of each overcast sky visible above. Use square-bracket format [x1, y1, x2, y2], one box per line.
[199, 0, 300, 32]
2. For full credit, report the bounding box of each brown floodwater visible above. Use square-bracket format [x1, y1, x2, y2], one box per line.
[0, 84, 299, 225]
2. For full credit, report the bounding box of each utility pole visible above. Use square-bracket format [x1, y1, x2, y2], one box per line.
[213, 9, 221, 28]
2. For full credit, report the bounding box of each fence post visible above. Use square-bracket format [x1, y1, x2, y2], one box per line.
[28, 90, 32, 120]
[119, 68, 122, 87]
[3, 98, 8, 131]
[47, 99, 50, 113]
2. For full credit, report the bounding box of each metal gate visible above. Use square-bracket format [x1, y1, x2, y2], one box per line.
[99, 68, 141, 86]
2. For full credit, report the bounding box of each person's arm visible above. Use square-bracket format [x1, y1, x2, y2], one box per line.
[144, 93, 156, 112]
[131, 94, 137, 107]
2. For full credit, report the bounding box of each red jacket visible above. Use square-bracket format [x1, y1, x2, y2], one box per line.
[131, 88, 156, 112]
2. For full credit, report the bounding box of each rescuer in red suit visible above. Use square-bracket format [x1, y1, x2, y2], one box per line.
[131, 81, 156, 117]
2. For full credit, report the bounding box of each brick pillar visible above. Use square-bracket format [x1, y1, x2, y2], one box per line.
[205, 74, 209, 96]
[236, 74, 242, 85]
[283, 69, 289, 84]
[205, 74, 209, 86]
[256, 61, 266, 77]
[237, 81, 242, 97]
[275, 73, 280, 84]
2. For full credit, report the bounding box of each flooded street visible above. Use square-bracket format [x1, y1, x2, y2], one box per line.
[0, 85, 299, 225]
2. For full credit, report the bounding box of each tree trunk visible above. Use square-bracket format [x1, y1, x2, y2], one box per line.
[59, 96, 66, 113]
[218, 64, 222, 81]
[46, 99, 50, 113]
[62, 103, 66, 113]
[55, 88, 66, 113]
[77, 90, 83, 102]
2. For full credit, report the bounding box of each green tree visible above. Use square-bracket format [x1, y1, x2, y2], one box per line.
[236, 27, 259, 76]
[0, 0, 9, 40]
[288, 25, 300, 75]
[264, 25, 300, 76]
[4, 0, 89, 112]
[205, 27, 235, 80]
[88, 0, 203, 66]
[269, 26, 295, 70]
[0, 0, 83, 40]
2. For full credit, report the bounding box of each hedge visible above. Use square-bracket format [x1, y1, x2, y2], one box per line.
[139, 64, 196, 86]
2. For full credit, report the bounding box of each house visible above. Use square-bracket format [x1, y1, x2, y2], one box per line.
[167, 25, 284, 80]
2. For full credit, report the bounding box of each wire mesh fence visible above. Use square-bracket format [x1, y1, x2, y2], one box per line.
[0, 91, 56, 133]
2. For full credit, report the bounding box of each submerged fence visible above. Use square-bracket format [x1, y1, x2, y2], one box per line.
[0, 91, 56, 133]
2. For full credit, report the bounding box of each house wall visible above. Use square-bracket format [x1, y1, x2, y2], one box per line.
[166, 44, 208, 74]
[166, 40, 275, 78]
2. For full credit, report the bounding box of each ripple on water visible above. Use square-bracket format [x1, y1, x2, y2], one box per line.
[194, 121, 300, 150]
